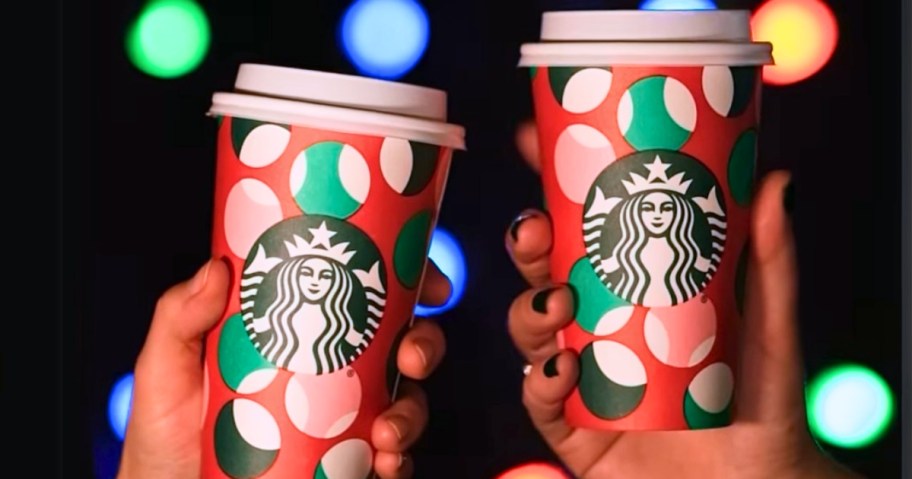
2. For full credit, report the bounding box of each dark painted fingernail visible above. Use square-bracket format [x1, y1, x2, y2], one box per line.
[509, 211, 536, 242]
[532, 288, 554, 314]
[544, 354, 560, 378]
[783, 180, 795, 216]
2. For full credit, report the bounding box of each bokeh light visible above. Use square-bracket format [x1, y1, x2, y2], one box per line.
[340, 0, 430, 80]
[108, 373, 135, 441]
[640, 0, 717, 10]
[751, 0, 838, 85]
[126, 0, 211, 79]
[415, 227, 467, 316]
[496, 462, 571, 479]
[807, 364, 894, 448]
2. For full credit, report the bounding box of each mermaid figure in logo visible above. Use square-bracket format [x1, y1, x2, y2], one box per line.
[250, 255, 365, 375]
[585, 156, 726, 307]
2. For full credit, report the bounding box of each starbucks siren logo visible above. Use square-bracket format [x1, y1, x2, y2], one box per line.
[583, 151, 727, 307]
[240, 215, 386, 375]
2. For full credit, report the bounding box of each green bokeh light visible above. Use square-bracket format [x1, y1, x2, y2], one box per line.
[806, 363, 894, 448]
[126, 0, 211, 78]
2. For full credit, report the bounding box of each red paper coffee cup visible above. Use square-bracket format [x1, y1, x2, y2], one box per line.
[201, 64, 465, 478]
[520, 11, 773, 431]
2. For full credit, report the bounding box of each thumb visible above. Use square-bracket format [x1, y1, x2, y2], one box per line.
[130, 258, 231, 421]
[737, 171, 807, 424]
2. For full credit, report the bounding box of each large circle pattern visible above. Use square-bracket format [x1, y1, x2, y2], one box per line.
[578, 340, 647, 420]
[218, 313, 276, 392]
[684, 362, 734, 429]
[393, 209, 433, 289]
[618, 76, 697, 151]
[291, 142, 370, 219]
[549, 67, 613, 114]
[224, 179, 284, 259]
[555, 124, 617, 204]
[215, 399, 280, 478]
[702, 66, 756, 118]
[645, 297, 717, 367]
[313, 439, 373, 479]
[231, 118, 290, 167]
[285, 369, 362, 438]
[568, 258, 630, 334]
[380, 138, 440, 196]
[728, 129, 758, 206]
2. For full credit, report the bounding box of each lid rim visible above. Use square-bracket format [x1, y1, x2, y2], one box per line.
[518, 41, 774, 67]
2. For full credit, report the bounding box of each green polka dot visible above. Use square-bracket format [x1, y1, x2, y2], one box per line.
[620, 76, 696, 151]
[548, 67, 581, 105]
[730, 67, 757, 117]
[569, 258, 630, 333]
[728, 129, 758, 206]
[735, 245, 749, 315]
[291, 141, 370, 219]
[231, 118, 288, 159]
[219, 314, 274, 391]
[215, 401, 279, 478]
[684, 391, 733, 429]
[579, 342, 646, 420]
[529, 66, 538, 80]
[394, 210, 433, 289]
[314, 464, 329, 479]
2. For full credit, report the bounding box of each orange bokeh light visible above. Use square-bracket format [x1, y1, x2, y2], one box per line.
[496, 463, 570, 479]
[751, 0, 839, 85]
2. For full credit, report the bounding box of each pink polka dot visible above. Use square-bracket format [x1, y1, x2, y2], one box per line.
[555, 124, 616, 204]
[224, 179, 284, 258]
[645, 297, 717, 367]
[285, 368, 362, 438]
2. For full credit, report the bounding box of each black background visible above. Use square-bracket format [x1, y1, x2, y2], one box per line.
[64, 0, 904, 477]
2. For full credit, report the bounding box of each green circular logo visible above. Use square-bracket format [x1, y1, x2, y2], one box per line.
[583, 151, 727, 307]
[240, 215, 387, 375]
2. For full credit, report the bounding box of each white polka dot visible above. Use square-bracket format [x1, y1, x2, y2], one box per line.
[689, 363, 734, 413]
[663, 77, 697, 132]
[593, 341, 646, 387]
[233, 398, 281, 451]
[289, 150, 308, 195]
[644, 314, 670, 363]
[703, 66, 735, 117]
[618, 91, 634, 135]
[224, 179, 283, 258]
[237, 369, 279, 395]
[594, 306, 636, 336]
[239, 125, 290, 168]
[285, 370, 362, 438]
[555, 124, 616, 204]
[688, 337, 716, 367]
[320, 439, 373, 479]
[380, 138, 413, 194]
[563, 68, 613, 114]
[339, 145, 370, 203]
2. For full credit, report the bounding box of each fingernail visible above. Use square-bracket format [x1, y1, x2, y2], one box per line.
[190, 260, 212, 295]
[398, 453, 408, 469]
[544, 353, 560, 378]
[509, 211, 536, 242]
[532, 287, 554, 314]
[387, 415, 408, 441]
[783, 180, 795, 216]
[412, 337, 435, 369]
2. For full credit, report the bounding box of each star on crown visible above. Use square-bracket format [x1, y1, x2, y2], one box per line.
[283, 221, 356, 265]
[622, 156, 692, 196]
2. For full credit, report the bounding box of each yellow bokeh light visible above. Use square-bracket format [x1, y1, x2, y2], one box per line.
[751, 0, 839, 85]
[497, 463, 570, 479]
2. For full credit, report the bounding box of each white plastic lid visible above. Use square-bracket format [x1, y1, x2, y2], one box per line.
[519, 10, 773, 67]
[209, 64, 465, 149]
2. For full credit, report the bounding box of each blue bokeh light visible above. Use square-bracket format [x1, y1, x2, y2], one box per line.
[108, 373, 135, 441]
[340, 0, 430, 80]
[640, 0, 717, 10]
[415, 227, 467, 316]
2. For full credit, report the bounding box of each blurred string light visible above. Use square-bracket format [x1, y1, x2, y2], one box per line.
[806, 364, 894, 448]
[496, 462, 571, 479]
[751, 0, 838, 85]
[415, 227, 467, 316]
[640, 0, 717, 10]
[340, 0, 430, 80]
[126, 0, 211, 79]
[108, 373, 135, 441]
